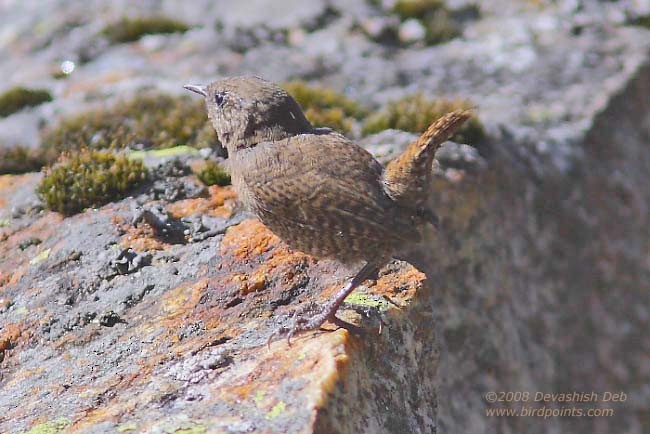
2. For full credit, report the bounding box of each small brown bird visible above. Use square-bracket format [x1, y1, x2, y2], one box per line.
[185, 76, 470, 338]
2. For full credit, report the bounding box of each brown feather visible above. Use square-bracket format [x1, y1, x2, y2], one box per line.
[383, 109, 472, 208]
[229, 132, 420, 264]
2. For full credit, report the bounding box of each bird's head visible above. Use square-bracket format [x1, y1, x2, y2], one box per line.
[184, 76, 312, 155]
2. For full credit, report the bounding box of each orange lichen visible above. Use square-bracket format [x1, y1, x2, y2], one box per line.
[220, 219, 284, 259]
[232, 273, 268, 295]
[374, 264, 424, 301]
[114, 214, 170, 251]
[0, 323, 22, 352]
[167, 185, 236, 219]
[160, 279, 209, 320]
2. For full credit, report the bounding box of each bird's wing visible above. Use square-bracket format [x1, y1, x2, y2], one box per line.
[242, 133, 420, 246]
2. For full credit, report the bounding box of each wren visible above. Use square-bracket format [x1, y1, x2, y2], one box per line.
[185, 76, 470, 340]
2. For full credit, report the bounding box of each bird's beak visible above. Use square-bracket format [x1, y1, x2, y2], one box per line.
[183, 84, 207, 97]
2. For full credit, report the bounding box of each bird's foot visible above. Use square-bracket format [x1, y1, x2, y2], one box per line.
[267, 262, 379, 348]
[267, 301, 364, 348]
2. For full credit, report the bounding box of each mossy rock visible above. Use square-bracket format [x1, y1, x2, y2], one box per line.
[0, 146, 56, 175]
[392, 0, 459, 45]
[195, 160, 231, 187]
[0, 87, 52, 117]
[37, 150, 148, 215]
[40, 93, 218, 154]
[283, 81, 366, 134]
[103, 17, 190, 44]
[362, 94, 485, 145]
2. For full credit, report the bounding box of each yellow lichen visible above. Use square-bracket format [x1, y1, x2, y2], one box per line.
[266, 401, 287, 419]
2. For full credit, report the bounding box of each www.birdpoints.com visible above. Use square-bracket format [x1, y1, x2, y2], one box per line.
[484, 391, 626, 418]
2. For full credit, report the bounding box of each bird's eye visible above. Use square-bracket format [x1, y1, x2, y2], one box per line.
[214, 92, 227, 107]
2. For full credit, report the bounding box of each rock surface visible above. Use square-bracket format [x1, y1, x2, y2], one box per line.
[0, 172, 433, 433]
[1, 1, 650, 433]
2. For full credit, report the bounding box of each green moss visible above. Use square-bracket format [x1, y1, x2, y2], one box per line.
[0, 87, 52, 117]
[422, 9, 460, 44]
[392, 0, 459, 45]
[631, 14, 650, 29]
[195, 160, 231, 186]
[0, 146, 57, 175]
[103, 16, 190, 44]
[40, 93, 218, 154]
[23, 417, 71, 434]
[362, 94, 485, 144]
[37, 150, 148, 215]
[392, 0, 445, 20]
[283, 81, 366, 134]
[51, 70, 68, 80]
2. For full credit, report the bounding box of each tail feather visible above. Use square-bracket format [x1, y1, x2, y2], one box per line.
[383, 109, 472, 207]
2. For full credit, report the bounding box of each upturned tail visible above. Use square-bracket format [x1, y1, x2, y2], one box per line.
[382, 109, 472, 208]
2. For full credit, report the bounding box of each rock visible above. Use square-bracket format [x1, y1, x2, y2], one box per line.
[110, 248, 152, 275]
[212, 0, 329, 31]
[359, 129, 418, 164]
[398, 18, 427, 44]
[434, 141, 487, 172]
[358, 16, 401, 44]
[0, 176, 433, 432]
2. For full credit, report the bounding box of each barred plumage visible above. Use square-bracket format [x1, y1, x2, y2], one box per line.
[185, 76, 471, 340]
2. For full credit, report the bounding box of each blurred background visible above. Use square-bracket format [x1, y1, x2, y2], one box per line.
[0, 0, 647, 158]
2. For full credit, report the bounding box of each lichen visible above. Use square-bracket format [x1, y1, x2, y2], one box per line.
[362, 94, 485, 144]
[195, 160, 231, 186]
[392, 0, 460, 45]
[0, 146, 56, 175]
[103, 16, 190, 44]
[40, 93, 218, 154]
[117, 422, 138, 432]
[23, 417, 71, 434]
[127, 145, 200, 161]
[0, 87, 52, 117]
[345, 291, 390, 311]
[150, 416, 207, 434]
[253, 390, 266, 403]
[266, 401, 287, 419]
[283, 81, 366, 134]
[37, 150, 148, 215]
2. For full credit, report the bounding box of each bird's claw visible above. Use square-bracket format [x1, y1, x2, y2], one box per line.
[266, 301, 364, 349]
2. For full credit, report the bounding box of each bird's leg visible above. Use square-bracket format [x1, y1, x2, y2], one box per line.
[276, 262, 379, 345]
